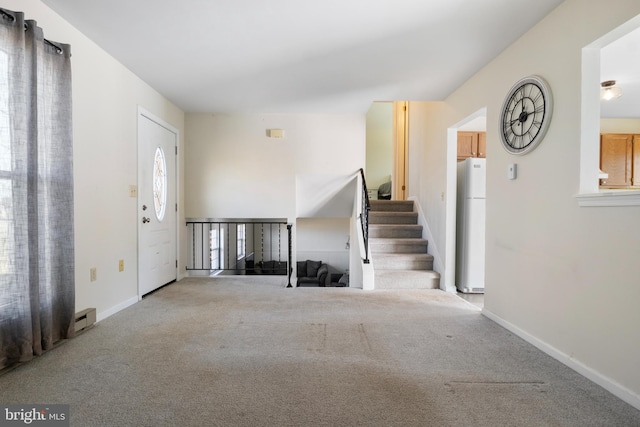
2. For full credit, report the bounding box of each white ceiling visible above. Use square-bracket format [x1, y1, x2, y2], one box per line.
[42, 0, 565, 114]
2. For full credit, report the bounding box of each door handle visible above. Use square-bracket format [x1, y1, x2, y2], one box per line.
[142, 217, 150, 224]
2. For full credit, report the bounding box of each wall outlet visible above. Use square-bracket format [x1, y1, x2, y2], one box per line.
[118, 259, 124, 272]
[90, 268, 97, 282]
[129, 185, 137, 197]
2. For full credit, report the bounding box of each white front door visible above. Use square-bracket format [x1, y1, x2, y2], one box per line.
[138, 109, 177, 296]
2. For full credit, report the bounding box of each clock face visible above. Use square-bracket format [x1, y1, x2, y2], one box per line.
[500, 76, 553, 155]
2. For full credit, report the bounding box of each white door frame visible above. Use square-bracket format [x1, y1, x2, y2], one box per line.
[137, 106, 179, 299]
[393, 101, 409, 200]
[444, 108, 486, 294]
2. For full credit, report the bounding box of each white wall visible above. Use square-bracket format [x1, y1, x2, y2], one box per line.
[185, 113, 364, 220]
[6, 0, 186, 318]
[600, 118, 640, 133]
[366, 102, 393, 190]
[408, 101, 452, 289]
[409, 0, 640, 406]
[406, 102, 447, 284]
[296, 174, 357, 218]
[184, 113, 365, 281]
[296, 218, 350, 274]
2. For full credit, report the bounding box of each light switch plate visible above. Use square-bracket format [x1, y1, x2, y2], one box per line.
[508, 163, 517, 180]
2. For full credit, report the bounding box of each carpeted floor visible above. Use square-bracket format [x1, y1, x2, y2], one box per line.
[1, 277, 639, 426]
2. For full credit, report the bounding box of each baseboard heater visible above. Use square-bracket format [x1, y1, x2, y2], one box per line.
[74, 308, 96, 334]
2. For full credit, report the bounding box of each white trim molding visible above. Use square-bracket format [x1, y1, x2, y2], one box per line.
[483, 308, 640, 411]
[576, 191, 640, 207]
[408, 196, 446, 290]
[96, 296, 138, 323]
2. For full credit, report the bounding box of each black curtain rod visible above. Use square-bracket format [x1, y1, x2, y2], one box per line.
[1, 8, 64, 54]
[0, 8, 13, 21]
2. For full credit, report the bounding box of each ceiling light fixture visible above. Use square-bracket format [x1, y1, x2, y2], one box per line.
[601, 80, 622, 101]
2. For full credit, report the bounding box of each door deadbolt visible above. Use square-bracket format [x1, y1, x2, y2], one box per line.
[142, 205, 148, 211]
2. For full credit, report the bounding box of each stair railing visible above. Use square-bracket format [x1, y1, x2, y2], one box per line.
[359, 168, 371, 264]
[186, 219, 290, 275]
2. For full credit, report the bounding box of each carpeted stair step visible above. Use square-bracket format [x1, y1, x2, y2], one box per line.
[374, 270, 440, 289]
[369, 211, 418, 225]
[374, 253, 434, 270]
[368, 198, 441, 290]
[370, 238, 428, 254]
[370, 200, 414, 212]
[369, 224, 423, 239]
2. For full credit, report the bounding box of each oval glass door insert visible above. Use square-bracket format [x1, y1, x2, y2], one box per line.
[153, 146, 167, 221]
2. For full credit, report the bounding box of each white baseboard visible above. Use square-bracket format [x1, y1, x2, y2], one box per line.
[96, 296, 138, 323]
[482, 308, 640, 411]
[408, 196, 444, 277]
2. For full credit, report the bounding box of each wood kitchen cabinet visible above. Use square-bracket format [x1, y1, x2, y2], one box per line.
[457, 132, 486, 160]
[599, 133, 640, 188]
[478, 132, 486, 158]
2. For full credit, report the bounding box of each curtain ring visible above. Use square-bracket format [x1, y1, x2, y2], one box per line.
[45, 39, 64, 55]
[21, 20, 63, 55]
[1, 8, 16, 22]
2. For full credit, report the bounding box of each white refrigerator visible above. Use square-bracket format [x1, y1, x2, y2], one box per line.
[456, 158, 486, 293]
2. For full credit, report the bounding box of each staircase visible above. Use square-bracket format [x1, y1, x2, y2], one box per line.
[369, 200, 440, 289]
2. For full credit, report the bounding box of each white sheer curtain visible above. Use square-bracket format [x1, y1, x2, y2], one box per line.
[0, 8, 75, 370]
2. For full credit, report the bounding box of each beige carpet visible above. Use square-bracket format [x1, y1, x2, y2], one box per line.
[1, 277, 639, 426]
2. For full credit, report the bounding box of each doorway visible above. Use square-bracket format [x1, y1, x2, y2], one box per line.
[445, 109, 487, 305]
[394, 101, 409, 200]
[580, 13, 640, 195]
[137, 108, 178, 297]
[365, 101, 409, 200]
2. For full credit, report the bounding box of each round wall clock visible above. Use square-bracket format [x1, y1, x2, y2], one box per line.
[499, 75, 553, 155]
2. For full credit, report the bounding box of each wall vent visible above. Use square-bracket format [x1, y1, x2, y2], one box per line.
[74, 308, 96, 334]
